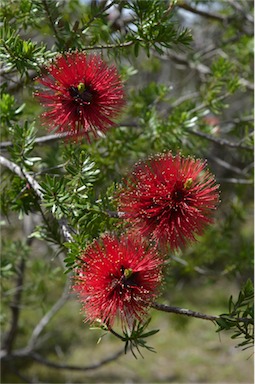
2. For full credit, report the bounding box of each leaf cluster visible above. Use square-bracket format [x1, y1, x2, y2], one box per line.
[0, 21, 53, 78]
[0, 240, 29, 280]
[40, 150, 100, 220]
[39, 146, 119, 253]
[123, 318, 159, 358]
[0, 174, 39, 218]
[0, 93, 25, 128]
[127, 0, 192, 57]
[201, 57, 240, 114]
[105, 318, 159, 359]
[216, 279, 254, 350]
[8, 122, 40, 167]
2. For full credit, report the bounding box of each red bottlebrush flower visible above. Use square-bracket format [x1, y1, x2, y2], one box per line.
[73, 234, 163, 329]
[35, 52, 125, 140]
[117, 153, 220, 250]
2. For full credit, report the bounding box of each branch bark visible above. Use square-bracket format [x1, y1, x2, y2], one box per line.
[0, 155, 76, 243]
[152, 302, 252, 324]
[29, 349, 124, 371]
[2, 348, 124, 371]
[27, 279, 71, 351]
[165, 50, 254, 91]
[177, 2, 227, 22]
[41, 0, 63, 45]
[0, 132, 69, 150]
[152, 302, 219, 322]
[188, 129, 253, 151]
[0, 156, 44, 199]
[2, 257, 26, 354]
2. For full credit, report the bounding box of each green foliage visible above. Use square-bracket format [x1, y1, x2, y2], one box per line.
[1, 0, 44, 30]
[41, 149, 101, 220]
[63, 147, 100, 192]
[0, 93, 25, 128]
[39, 147, 119, 254]
[216, 279, 254, 350]
[41, 175, 70, 218]
[0, 0, 254, 378]
[127, 0, 192, 57]
[29, 214, 63, 246]
[0, 21, 53, 77]
[122, 318, 160, 359]
[200, 59, 240, 114]
[0, 174, 39, 218]
[8, 122, 40, 167]
[0, 240, 29, 279]
[93, 318, 159, 359]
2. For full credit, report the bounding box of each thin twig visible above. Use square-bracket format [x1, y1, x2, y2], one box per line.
[152, 302, 219, 322]
[1, 115, 253, 152]
[2, 258, 26, 354]
[82, 39, 136, 51]
[105, 210, 125, 218]
[2, 217, 35, 355]
[85, 0, 117, 29]
[27, 349, 123, 371]
[0, 132, 69, 150]
[152, 302, 252, 324]
[41, 0, 62, 45]
[27, 279, 71, 351]
[59, 218, 74, 243]
[188, 129, 253, 151]
[2, 344, 124, 370]
[5, 365, 32, 384]
[222, 115, 254, 126]
[164, 50, 254, 91]
[170, 92, 200, 108]
[0, 155, 75, 246]
[109, 328, 126, 341]
[0, 155, 123, 222]
[177, 2, 227, 22]
[217, 178, 253, 185]
[206, 154, 247, 176]
[227, 0, 254, 24]
[0, 155, 44, 199]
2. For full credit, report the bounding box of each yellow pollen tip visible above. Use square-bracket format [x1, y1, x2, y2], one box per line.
[184, 178, 193, 190]
[124, 268, 133, 279]
[77, 82, 85, 93]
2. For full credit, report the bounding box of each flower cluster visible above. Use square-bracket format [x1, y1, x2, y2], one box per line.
[35, 52, 125, 140]
[117, 152, 219, 250]
[73, 235, 163, 329]
[36, 53, 220, 330]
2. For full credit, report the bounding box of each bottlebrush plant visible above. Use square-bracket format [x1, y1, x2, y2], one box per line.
[0, 0, 253, 382]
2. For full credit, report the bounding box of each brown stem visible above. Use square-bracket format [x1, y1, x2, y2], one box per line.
[0, 132, 69, 150]
[3, 257, 26, 354]
[27, 279, 71, 351]
[0, 155, 75, 245]
[109, 328, 126, 341]
[84, 0, 117, 29]
[151, 302, 219, 322]
[41, 0, 62, 44]
[177, 2, 227, 22]
[82, 39, 136, 51]
[152, 302, 252, 324]
[0, 156, 44, 199]
[188, 129, 253, 151]
[23, 349, 123, 371]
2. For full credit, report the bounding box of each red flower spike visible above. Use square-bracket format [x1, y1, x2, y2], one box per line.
[34, 52, 125, 140]
[73, 234, 163, 329]
[117, 153, 220, 250]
